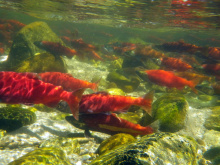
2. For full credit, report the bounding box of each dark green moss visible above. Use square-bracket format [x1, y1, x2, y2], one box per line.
[0, 107, 36, 132]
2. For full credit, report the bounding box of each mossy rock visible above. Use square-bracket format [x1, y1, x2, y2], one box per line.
[152, 94, 189, 132]
[15, 52, 67, 73]
[8, 147, 71, 165]
[97, 133, 136, 156]
[107, 71, 140, 93]
[106, 88, 125, 96]
[204, 106, 220, 131]
[0, 107, 36, 132]
[40, 137, 80, 155]
[6, 21, 64, 70]
[91, 133, 198, 165]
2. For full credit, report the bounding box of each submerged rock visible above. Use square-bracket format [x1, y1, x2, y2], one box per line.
[203, 146, 220, 165]
[0, 107, 36, 132]
[40, 137, 80, 155]
[8, 147, 71, 165]
[97, 133, 136, 156]
[90, 133, 198, 165]
[15, 52, 67, 73]
[152, 94, 189, 132]
[6, 21, 65, 71]
[204, 106, 220, 131]
[107, 71, 140, 93]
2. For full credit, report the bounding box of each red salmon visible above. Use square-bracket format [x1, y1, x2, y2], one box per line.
[79, 91, 154, 114]
[38, 72, 98, 92]
[34, 41, 77, 59]
[145, 70, 198, 93]
[0, 71, 85, 120]
[66, 113, 153, 136]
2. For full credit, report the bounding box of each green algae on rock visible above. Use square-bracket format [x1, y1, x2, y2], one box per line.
[97, 133, 136, 156]
[40, 137, 80, 155]
[204, 106, 220, 131]
[0, 107, 36, 132]
[15, 52, 67, 73]
[152, 94, 189, 132]
[6, 21, 64, 70]
[8, 147, 71, 165]
[90, 133, 198, 165]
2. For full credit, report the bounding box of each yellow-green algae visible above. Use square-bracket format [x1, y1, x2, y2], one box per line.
[0, 106, 36, 132]
[15, 52, 67, 73]
[8, 147, 71, 165]
[109, 58, 123, 70]
[97, 133, 136, 156]
[106, 88, 125, 96]
[40, 137, 80, 155]
[117, 111, 144, 124]
[90, 133, 198, 165]
[152, 93, 188, 132]
[0, 129, 6, 140]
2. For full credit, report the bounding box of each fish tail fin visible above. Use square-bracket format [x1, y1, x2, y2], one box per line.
[91, 78, 101, 92]
[66, 88, 85, 120]
[190, 78, 201, 94]
[142, 90, 154, 115]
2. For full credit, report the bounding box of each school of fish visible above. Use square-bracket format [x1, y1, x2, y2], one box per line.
[0, 19, 219, 137]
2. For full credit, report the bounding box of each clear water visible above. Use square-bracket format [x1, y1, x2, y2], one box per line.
[0, 0, 220, 164]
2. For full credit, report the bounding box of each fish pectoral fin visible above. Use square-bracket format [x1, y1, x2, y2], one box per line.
[84, 129, 93, 138]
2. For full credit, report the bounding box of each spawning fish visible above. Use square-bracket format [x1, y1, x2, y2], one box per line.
[145, 70, 198, 93]
[79, 91, 154, 114]
[66, 113, 153, 136]
[0, 71, 85, 120]
[161, 57, 193, 71]
[38, 72, 98, 92]
[34, 41, 77, 59]
[202, 63, 220, 74]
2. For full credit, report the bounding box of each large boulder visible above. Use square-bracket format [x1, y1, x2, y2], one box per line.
[97, 133, 136, 156]
[90, 133, 198, 165]
[152, 93, 189, 132]
[6, 21, 65, 72]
